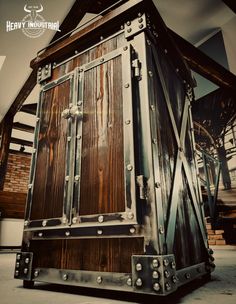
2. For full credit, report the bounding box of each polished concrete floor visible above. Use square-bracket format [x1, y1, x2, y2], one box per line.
[0, 246, 235, 304]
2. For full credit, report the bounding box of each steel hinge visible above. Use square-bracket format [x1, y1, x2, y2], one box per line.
[132, 59, 141, 78]
[136, 175, 147, 200]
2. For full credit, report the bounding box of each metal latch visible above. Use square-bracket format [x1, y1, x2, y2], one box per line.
[61, 105, 83, 120]
[132, 59, 141, 78]
[136, 175, 147, 200]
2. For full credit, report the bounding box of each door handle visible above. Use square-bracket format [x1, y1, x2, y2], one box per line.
[61, 105, 83, 120]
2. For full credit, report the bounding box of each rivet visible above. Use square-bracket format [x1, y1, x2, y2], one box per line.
[164, 49, 168, 54]
[72, 217, 77, 224]
[155, 182, 161, 188]
[152, 259, 159, 268]
[38, 67, 42, 71]
[138, 18, 143, 23]
[65, 176, 69, 181]
[127, 277, 132, 286]
[23, 268, 28, 274]
[147, 39, 151, 45]
[153, 282, 161, 292]
[97, 229, 103, 235]
[129, 227, 135, 234]
[139, 24, 144, 29]
[136, 278, 142, 287]
[76, 135, 82, 140]
[38, 71, 42, 76]
[127, 28, 132, 33]
[16, 262, 20, 268]
[98, 215, 104, 223]
[152, 271, 159, 279]
[33, 148, 36, 153]
[65, 231, 70, 236]
[62, 217, 67, 224]
[100, 58, 104, 62]
[53, 62, 57, 67]
[63, 274, 68, 281]
[148, 71, 153, 77]
[28, 184, 32, 189]
[45, 65, 49, 69]
[127, 164, 133, 171]
[164, 270, 170, 278]
[75, 50, 78, 54]
[163, 258, 169, 267]
[36, 117, 40, 122]
[16, 254, 21, 260]
[183, 80, 186, 84]
[45, 70, 48, 75]
[74, 175, 80, 181]
[79, 68, 83, 72]
[159, 226, 164, 234]
[124, 83, 130, 88]
[138, 12, 142, 17]
[136, 263, 142, 271]
[123, 46, 128, 51]
[24, 221, 29, 227]
[120, 25, 124, 30]
[34, 270, 39, 277]
[42, 220, 47, 227]
[172, 276, 177, 283]
[38, 232, 43, 237]
[100, 36, 104, 41]
[150, 105, 155, 111]
[185, 273, 191, 279]
[127, 212, 134, 219]
[165, 282, 171, 291]
[97, 276, 102, 284]
[125, 120, 131, 125]
[152, 138, 157, 144]
[25, 258, 30, 264]
[78, 101, 83, 106]
[126, 21, 131, 26]
[176, 68, 179, 73]
[171, 261, 176, 269]
[67, 136, 71, 142]
[15, 270, 19, 276]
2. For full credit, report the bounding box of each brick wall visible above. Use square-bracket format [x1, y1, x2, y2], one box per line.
[3, 153, 31, 193]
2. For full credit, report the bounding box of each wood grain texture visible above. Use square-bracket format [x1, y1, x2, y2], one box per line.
[31, 238, 144, 273]
[79, 56, 125, 215]
[30, 80, 71, 220]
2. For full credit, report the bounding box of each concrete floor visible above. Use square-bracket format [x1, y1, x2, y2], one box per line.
[0, 246, 236, 304]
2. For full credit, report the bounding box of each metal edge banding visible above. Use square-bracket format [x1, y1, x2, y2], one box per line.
[31, 224, 142, 239]
[62, 74, 75, 224]
[176, 262, 208, 286]
[131, 32, 160, 253]
[146, 37, 166, 253]
[42, 72, 74, 91]
[33, 268, 132, 291]
[53, 30, 125, 69]
[25, 90, 43, 222]
[122, 44, 137, 221]
[73, 68, 84, 219]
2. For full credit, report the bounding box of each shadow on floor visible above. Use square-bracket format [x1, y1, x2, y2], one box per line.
[17, 275, 214, 304]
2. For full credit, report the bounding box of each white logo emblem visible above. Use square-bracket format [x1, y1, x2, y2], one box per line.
[6, 4, 60, 38]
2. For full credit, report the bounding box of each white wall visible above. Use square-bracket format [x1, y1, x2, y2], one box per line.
[0, 218, 24, 247]
[222, 16, 236, 75]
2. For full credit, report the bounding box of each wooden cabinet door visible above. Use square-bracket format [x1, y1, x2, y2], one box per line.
[72, 46, 137, 227]
[25, 73, 76, 228]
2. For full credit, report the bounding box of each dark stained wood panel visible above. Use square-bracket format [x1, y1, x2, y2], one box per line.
[79, 56, 125, 215]
[31, 238, 144, 273]
[30, 80, 71, 220]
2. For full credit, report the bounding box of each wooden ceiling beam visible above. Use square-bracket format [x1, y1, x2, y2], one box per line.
[222, 0, 236, 13]
[11, 137, 33, 147]
[169, 29, 236, 95]
[13, 122, 35, 133]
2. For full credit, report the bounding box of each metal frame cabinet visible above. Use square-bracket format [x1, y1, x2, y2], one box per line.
[15, 0, 214, 296]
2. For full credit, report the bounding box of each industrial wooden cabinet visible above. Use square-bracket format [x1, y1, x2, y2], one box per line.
[15, 0, 214, 296]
